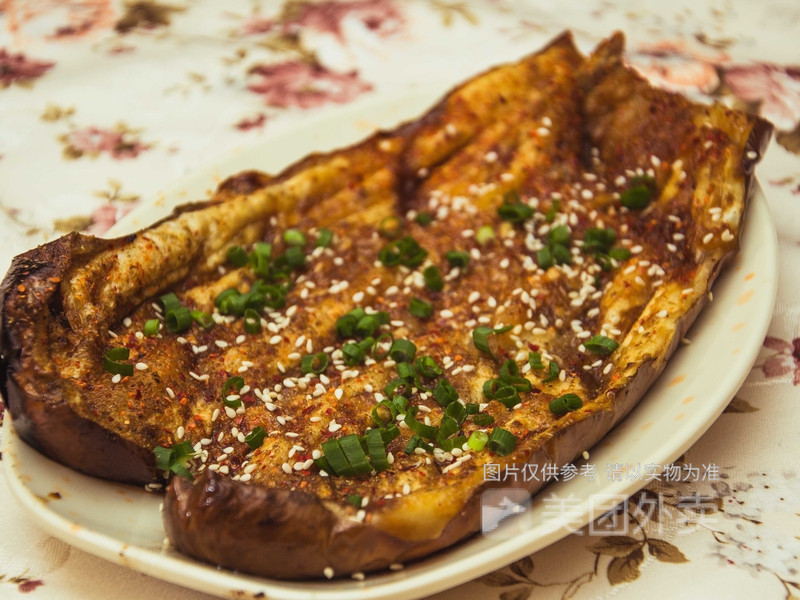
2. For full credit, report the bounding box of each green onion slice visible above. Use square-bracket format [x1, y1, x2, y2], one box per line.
[283, 229, 306, 246]
[487, 427, 517, 456]
[190, 310, 214, 329]
[301, 352, 329, 375]
[409, 297, 433, 319]
[250, 242, 272, 277]
[389, 338, 417, 363]
[165, 306, 192, 333]
[243, 308, 261, 334]
[340, 434, 372, 475]
[316, 228, 333, 248]
[371, 401, 397, 426]
[404, 434, 432, 454]
[549, 393, 584, 416]
[414, 211, 433, 226]
[222, 376, 245, 407]
[372, 332, 394, 359]
[473, 413, 495, 426]
[320, 438, 354, 476]
[543, 360, 560, 383]
[537, 246, 554, 269]
[497, 191, 534, 224]
[244, 426, 266, 450]
[445, 250, 470, 269]
[143, 319, 160, 336]
[159, 292, 181, 314]
[154, 441, 195, 480]
[404, 408, 438, 440]
[467, 431, 489, 452]
[104, 347, 133, 377]
[472, 325, 512, 362]
[584, 335, 619, 355]
[415, 355, 442, 379]
[342, 341, 367, 366]
[433, 378, 458, 406]
[226, 245, 249, 267]
[528, 351, 544, 370]
[476, 225, 495, 246]
[366, 428, 390, 471]
[423, 265, 444, 292]
[620, 175, 656, 209]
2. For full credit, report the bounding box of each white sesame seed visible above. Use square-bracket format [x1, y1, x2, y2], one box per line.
[215, 340, 228, 348]
[656, 309, 668, 318]
[111, 373, 122, 384]
[329, 420, 342, 433]
[440, 309, 454, 319]
[135, 362, 148, 371]
[721, 229, 734, 242]
[123, 317, 132, 327]
[323, 567, 334, 579]
[703, 232, 714, 244]
[403, 483, 411, 495]
[176, 426, 185, 440]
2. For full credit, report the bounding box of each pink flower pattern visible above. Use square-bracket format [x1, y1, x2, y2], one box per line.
[761, 336, 800, 385]
[247, 60, 372, 109]
[239, 0, 404, 41]
[61, 125, 151, 160]
[0, 48, 55, 87]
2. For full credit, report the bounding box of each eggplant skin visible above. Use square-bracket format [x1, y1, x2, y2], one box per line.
[0, 31, 773, 581]
[0, 233, 158, 484]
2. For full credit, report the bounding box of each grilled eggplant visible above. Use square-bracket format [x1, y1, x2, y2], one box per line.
[0, 32, 771, 579]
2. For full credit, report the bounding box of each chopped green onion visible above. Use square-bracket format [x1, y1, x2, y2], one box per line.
[301, 352, 329, 375]
[545, 198, 560, 222]
[103, 347, 133, 377]
[548, 225, 571, 246]
[433, 378, 458, 406]
[409, 297, 433, 319]
[355, 312, 389, 338]
[404, 408, 438, 440]
[497, 191, 533, 224]
[215, 288, 239, 311]
[465, 403, 480, 414]
[609, 247, 631, 261]
[245, 426, 266, 450]
[340, 434, 372, 474]
[190, 310, 214, 329]
[243, 308, 261, 334]
[159, 292, 181, 314]
[154, 441, 195, 480]
[284, 245, 306, 269]
[620, 175, 656, 209]
[543, 360, 560, 383]
[445, 250, 470, 269]
[320, 438, 354, 476]
[582, 228, 617, 253]
[389, 338, 417, 363]
[379, 235, 427, 268]
[476, 225, 495, 246]
[384, 377, 412, 398]
[584, 335, 619, 355]
[222, 376, 244, 408]
[415, 355, 442, 379]
[404, 434, 432, 454]
[335, 308, 364, 338]
[537, 246, 554, 269]
[371, 401, 396, 426]
[283, 229, 306, 246]
[378, 216, 402, 239]
[226, 245, 250, 267]
[414, 211, 433, 226]
[381, 423, 401, 443]
[250, 242, 272, 277]
[549, 393, 584, 416]
[342, 341, 367, 366]
[165, 307, 192, 333]
[366, 428, 390, 471]
[487, 427, 517, 456]
[143, 319, 160, 337]
[396, 361, 417, 381]
[347, 494, 363, 508]
[473, 413, 495, 426]
[316, 228, 333, 248]
[423, 265, 444, 292]
[467, 431, 489, 451]
[372, 332, 394, 359]
[472, 325, 512, 362]
[528, 351, 544, 370]
[551, 243, 572, 265]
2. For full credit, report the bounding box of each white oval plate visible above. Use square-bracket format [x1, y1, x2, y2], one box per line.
[2, 91, 778, 600]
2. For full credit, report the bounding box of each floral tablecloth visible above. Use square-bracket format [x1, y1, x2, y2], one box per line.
[1, 1, 798, 599]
